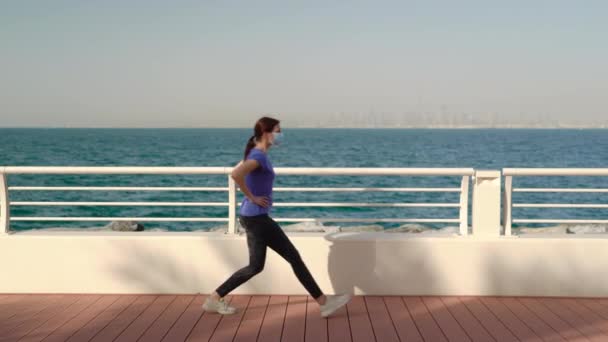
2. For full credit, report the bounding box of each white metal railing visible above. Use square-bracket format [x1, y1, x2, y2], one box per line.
[0, 166, 474, 236]
[502, 168, 608, 236]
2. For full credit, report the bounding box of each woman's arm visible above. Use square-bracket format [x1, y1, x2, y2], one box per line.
[230, 160, 270, 207]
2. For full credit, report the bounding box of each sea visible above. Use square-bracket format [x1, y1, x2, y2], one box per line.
[1, 128, 607, 234]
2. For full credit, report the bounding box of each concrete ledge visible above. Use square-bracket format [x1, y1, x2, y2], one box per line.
[1, 232, 608, 297]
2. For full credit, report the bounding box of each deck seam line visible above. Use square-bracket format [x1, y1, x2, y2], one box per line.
[477, 296, 521, 341]
[136, 295, 179, 342]
[516, 297, 572, 341]
[157, 295, 196, 342]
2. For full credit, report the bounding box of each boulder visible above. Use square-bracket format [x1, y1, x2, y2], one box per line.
[106, 221, 144, 232]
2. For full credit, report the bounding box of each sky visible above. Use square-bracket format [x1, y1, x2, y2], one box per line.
[1, 1, 607, 127]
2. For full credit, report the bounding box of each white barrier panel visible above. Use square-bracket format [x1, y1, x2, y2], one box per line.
[2, 232, 608, 297]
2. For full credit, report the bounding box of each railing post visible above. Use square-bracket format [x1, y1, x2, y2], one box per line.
[459, 175, 470, 236]
[471, 170, 501, 237]
[503, 175, 513, 236]
[0, 170, 9, 235]
[227, 175, 237, 234]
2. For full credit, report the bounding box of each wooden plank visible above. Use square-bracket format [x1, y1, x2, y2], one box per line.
[403, 296, 447, 342]
[383, 296, 423, 342]
[138, 295, 194, 342]
[518, 297, 585, 341]
[66, 295, 138, 342]
[186, 295, 234, 341]
[561, 298, 608, 336]
[0, 295, 81, 342]
[114, 295, 177, 342]
[0, 294, 28, 304]
[258, 296, 288, 342]
[88, 295, 157, 342]
[541, 298, 606, 342]
[364, 296, 398, 342]
[18, 295, 100, 342]
[0, 295, 29, 312]
[282, 296, 307, 342]
[346, 296, 375, 342]
[597, 299, 608, 309]
[44, 295, 121, 342]
[322, 295, 354, 342]
[459, 297, 516, 342]
[328, 305, 351, 342]
[440, 297, 494, 342]
[305, 296, 328, 342]
[0, 295, 33, 322]
[499, 297, 565, 342]
[580, 299, 608, 320]
[0, 295, 66, 337]
[233, 296, 270, 342]
[479, 297, 541, 342]
[162, 295, 205, 342]
[422, 296, 471, 342]
[208, 295, 250, 342]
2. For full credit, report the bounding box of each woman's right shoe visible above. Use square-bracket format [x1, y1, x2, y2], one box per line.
[202, 296, 237, 315]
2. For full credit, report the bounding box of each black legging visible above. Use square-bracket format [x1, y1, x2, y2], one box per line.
[215, 214, 323, 299]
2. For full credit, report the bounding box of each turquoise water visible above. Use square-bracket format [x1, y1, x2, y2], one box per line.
[1, 128, 607, 231]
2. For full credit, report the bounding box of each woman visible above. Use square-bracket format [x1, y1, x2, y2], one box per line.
[203, 116, 351, 317]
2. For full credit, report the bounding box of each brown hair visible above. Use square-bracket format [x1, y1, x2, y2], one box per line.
[243, 116, 280, 160]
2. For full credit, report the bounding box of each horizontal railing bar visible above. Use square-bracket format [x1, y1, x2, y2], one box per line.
[514, 204, 608, 208]
[10, 201, 460, 208]
[10, 217, 458, 223]
[11, 201, 229, 207]
[9, 186, 229, 191]
[513, 219, 608, 224]
[504, 168, 608, 176]
[271, 202, 460, 208]
[276, 168, 474, 176]
[3, 166, 231, 175]
[10, 217, 228, 222]
[3, 166, 474, 176]
[8, 186, 462, 193]
[273, 218, 460, 223]
[273, 187, 462, 192]
[514, 188, 608, 193]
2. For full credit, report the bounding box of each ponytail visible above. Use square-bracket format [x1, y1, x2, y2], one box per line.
[243, 135, 256, 161]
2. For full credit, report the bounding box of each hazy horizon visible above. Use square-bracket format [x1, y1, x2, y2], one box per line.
[1, 1, 607, 128]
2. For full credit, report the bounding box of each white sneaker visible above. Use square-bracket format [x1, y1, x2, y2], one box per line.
[320, 294, 352, 318]
[202, 297, 237, 315]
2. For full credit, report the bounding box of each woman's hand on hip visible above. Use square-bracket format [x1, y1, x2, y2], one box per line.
[250, 196, 270, 208]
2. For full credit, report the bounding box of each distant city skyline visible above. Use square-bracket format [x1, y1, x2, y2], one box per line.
[1, 1, 606, 128]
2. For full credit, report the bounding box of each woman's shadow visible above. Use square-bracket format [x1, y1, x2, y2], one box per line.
[325, 232, 380, 295]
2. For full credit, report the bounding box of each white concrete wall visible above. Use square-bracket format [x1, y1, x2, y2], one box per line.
[2, 231, 608, 297]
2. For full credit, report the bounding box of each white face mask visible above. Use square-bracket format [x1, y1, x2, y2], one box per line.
[272, 132, 284, 146]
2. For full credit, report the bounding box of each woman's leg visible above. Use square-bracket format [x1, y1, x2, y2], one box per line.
[214, 222, 267, 298]
[263, 217, 324, 300]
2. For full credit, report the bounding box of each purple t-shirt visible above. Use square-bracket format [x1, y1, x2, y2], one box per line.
[240, 148, 275, 216]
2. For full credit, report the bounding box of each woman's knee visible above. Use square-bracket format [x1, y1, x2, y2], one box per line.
[247, 263, 264, 275]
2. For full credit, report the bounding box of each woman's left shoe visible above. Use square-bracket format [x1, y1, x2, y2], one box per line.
[320, 294, 352, 318]
[202, 297, 237, 315]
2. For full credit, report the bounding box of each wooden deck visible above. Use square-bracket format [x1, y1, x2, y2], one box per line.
[2, 295, 608, 341]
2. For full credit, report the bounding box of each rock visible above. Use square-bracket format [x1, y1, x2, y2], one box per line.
[513, 226, 568, 235]
[387, 223, 431, 233]
[343, 224, 384, 232]
[419, 226, 460, 236]
[566, 224, 608, 234]
[283, 221, 327, 232]
[106, 221, 144, 232]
